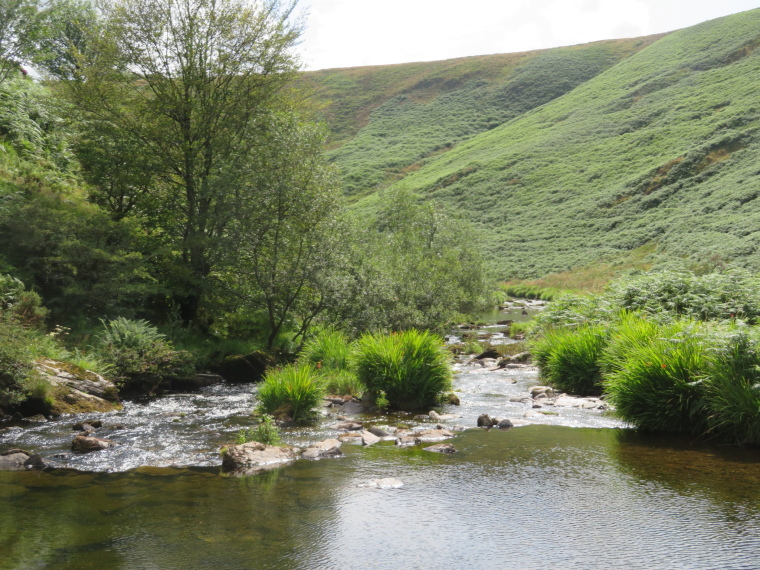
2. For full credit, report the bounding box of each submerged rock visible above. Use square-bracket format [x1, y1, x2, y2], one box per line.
[333, 421, 363, 431]
[72, 434, 119, 453]
[424, 443, 456, 454]
[359, 478, 404, 489]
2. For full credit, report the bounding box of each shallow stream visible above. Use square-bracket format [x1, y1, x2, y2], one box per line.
[2, 334, 760, 568]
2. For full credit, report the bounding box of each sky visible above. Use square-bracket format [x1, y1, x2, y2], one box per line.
[294, 0, 759, 70]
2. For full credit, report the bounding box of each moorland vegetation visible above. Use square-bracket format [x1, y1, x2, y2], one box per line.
[310, 9, 760, 278]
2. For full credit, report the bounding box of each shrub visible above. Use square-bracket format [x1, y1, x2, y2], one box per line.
[531, 324, 607, 396]
[603, 320, 709, 434]
[257, 363, 324, 422]
[702, 329, 760, 445]
[354, 329, 452, 410]
[0, 315, 34, 409]
[605, 269, 760, 323]
[97, 318, 193, 394]
[237, 414, 281, 445]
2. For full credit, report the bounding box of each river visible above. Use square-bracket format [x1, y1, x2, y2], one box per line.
[2, 329, 760, 568]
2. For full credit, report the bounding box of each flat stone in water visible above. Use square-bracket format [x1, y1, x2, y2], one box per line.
[360, 478, 404, 489]
[424, 443, 456, 454]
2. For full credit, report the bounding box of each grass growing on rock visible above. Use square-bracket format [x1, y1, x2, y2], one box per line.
[354, 330, 452, 410]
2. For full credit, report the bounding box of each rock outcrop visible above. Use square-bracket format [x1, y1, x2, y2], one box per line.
[34, 359, 121, 415]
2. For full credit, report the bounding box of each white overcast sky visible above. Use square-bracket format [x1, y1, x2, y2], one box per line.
[294, 0, 759, 70]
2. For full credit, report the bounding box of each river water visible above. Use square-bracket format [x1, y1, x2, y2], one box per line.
[2, 336, 760, 568]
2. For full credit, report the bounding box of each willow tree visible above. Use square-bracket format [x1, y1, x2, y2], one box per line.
[68, 0, 302, 325]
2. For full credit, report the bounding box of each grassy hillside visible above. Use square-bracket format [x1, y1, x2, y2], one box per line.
[303, 36, 664, 198]
[334, 9, 760, 278]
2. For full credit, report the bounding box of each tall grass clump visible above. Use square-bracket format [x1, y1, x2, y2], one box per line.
[603, 320, 710, 434]
[299, 328, 364, 396]
[257, 363, 325, 422]
[300, 328, 352, 371]
[702, 329, 760, 445]
[530, 324, 607, 396]
[354, 330, 452, 410]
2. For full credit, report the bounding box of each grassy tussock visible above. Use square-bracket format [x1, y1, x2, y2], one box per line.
[531, 324, 607, 396]
[354, 330, 452, 410]
[257, 363, 325, 422]
[603, 320, 710, 434]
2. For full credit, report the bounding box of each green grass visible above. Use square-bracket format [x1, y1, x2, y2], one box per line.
[305, 37, 662, 199]
[324, 9, 760, 278]
[299, 328, 352, 371]
[702, 328, 760, 445]
[530, 324, 607, 396]
[602, 320, 710, 434]
[257, 363, 325, 422]
[354, 329, 452, 410]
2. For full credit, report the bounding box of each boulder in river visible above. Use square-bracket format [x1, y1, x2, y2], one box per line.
[302, 439, 343, 460]
[34, 359, 121, 415]
[497, 418, 514, 429]
[366, 425, 390, 437]
[0, 449, 46, 470]
[415, 428, 454, 442]
[222, 441, 301, 474]
[72, 434, 119, 453]
[477, 414, 498, 427]
[361, 430, 381, 446]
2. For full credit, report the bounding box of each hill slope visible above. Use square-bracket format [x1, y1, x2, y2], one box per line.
[311, 9, 760, 278]
[303, 36, 664, 198]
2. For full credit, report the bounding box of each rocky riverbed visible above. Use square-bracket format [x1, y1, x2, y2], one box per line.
[0, 345, 625, 473]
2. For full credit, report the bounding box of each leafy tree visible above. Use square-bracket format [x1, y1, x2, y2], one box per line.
[231, 114, 348, 350]
[34, 0, 99, 80]
[343, 187, 490, 332]
[66, 0, 303, 325]
[0, 0, 39, 83]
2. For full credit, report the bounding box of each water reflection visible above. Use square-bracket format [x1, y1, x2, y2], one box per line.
[3, 427, 760, 569]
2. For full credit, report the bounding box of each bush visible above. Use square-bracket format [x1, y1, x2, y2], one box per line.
[354, 329, 452, 410]
[97, 317, 193, 394]
[257, 363, 325, 422]
[603, 320, 709, 434]
[531, 324, 607, 396]
[0, 315, 35, 409]
[606, 269, 760, 323]
[237, 414, 281, 445]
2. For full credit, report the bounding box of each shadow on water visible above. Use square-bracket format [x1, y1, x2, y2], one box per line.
[3, 426, 760, 569]
[610, 429, 760, 509]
